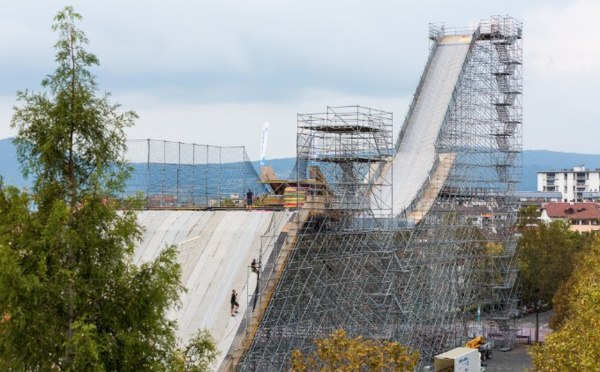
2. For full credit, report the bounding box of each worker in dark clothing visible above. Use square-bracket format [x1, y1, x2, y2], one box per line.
[245, 189, 254, 211]
[251, 259, 259, 274]
[231, 289, 239, 316]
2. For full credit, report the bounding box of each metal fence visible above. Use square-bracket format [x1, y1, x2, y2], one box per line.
[459, 320, 548, 346]
[123, 139, 268, 208]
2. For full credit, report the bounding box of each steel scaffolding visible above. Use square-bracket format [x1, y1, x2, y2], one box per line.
[235, 16, 522, 371]
[296, 106, 394, 221]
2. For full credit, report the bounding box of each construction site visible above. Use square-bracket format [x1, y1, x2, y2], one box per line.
[128, 15, 523, 371]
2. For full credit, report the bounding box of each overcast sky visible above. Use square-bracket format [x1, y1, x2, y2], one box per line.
[1, 0, 598, 160]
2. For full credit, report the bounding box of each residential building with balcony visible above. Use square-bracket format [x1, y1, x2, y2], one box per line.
[537, 166, 600, 202]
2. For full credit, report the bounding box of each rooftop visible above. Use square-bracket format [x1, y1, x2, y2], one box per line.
[513, 191, 562, 199]
[538, 165, 600, 173]
[543, 202, 600, 220]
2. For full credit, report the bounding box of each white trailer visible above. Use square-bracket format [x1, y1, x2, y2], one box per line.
[434, 347, 481, 372]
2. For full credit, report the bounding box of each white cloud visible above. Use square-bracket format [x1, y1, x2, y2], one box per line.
[0, 96, 17, 139]
[124, 90, 411, 160]
[525, 0, 600, 75]
[522, 0, 600, 153]
[2, 0, 599, 156]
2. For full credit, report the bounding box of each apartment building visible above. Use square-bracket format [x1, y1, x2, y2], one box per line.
[538, 166, 600, 202]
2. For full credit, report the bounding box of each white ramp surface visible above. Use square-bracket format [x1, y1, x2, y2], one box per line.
[377, 36, 471, 215]
[133, 210, 291, 369]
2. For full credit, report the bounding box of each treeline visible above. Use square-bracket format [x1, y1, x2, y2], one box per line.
[516, 206, 600, 369]
[0, 7, 218, 371]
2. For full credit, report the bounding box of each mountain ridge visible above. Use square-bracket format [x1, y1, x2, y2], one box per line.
[2, 138, 599, 191]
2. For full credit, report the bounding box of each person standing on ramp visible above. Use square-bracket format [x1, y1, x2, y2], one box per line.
[245, 188, 254, 211]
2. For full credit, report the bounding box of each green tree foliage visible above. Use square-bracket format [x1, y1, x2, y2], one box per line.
[530, 237, 600, 371]
[517, 205, 541, 229]
[515, 215, 583, 342]
[0, 7, 216, 371]
[549, 232, 596, 330]
[172, 329, 220, 372]
[289, 329, 419, 372]
[220, 198, 235, 208]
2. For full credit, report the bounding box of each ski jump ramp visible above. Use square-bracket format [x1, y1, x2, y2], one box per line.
[133, 210, 292, 369]
[131, 20, 522, 371]
[375, 34, 472, 220]
[131, 34, 475, 371]
[235, 18, 522, 370]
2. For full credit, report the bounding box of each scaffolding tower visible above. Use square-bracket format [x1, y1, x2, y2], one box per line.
[235, 15, 522, 371]
[296, 106, 394, 221]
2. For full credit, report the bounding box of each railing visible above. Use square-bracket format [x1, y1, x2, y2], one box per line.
[396, 31, 442, 152]
[433, 26, 479, 152]
[453, 318, 548, 349]
[122, 139, 268, 208]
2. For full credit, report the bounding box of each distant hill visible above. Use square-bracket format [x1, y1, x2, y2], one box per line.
[262, 151, 600, 192]
[522, 150, 600, 191]
[252, 158, 296, 180]
[2, 137, 600, 192]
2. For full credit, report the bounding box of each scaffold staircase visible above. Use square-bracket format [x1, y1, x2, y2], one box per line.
[491, 23, 522, 184]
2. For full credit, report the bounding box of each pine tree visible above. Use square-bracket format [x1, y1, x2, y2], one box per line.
[0, 7, 185, 371]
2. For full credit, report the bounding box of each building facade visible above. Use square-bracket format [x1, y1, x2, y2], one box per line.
[514, 191, 562, 208]
[541, 202, 600, 233]
[537, 166, 600, 202]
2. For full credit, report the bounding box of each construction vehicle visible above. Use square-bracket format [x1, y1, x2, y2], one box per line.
[465, 336, 493, 361]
